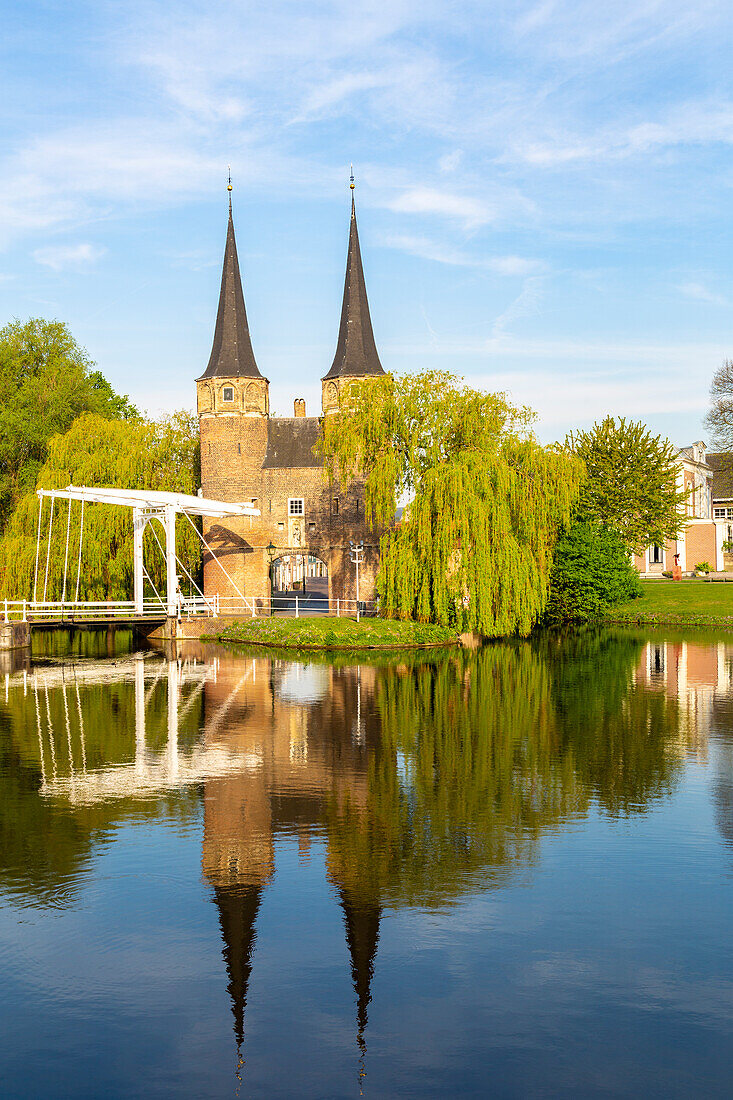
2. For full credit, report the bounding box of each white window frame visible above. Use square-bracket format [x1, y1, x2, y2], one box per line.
[288, 498, 304, 516]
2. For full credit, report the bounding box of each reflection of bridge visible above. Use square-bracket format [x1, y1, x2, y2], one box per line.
[27, 653, 261, 801]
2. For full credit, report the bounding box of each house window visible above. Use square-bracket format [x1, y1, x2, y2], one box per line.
[650, 544, 664, 565]
[715, 508, 726, 519]
[223, 386, 234, 401]
[289, 498, 304, 516]
[355, 498, 360, 515]
[333, 498, 339, 516]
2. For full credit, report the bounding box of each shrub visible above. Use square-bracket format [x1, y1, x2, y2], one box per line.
[662, 570, 673, 578]
[695, 561, 711, 573]
[545, 521, 642, 623]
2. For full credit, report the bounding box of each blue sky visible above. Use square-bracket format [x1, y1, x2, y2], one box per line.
[1, 0, 731, 444]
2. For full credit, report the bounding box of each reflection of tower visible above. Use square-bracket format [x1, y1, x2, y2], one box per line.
[338, 887, 381, 1052]
[199, 653, 382, 1064]
[214, 885, 263, 1049]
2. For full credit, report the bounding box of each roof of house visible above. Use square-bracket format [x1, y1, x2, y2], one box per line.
[707, 452, 733, 499]
[323, 196, 385, 381]
[262, 417, 322, 469]
[198, 199, 263, 381]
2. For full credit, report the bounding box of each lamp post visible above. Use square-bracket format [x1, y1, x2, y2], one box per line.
[266, 542, 276, 616]
[349, 540, 364, 622]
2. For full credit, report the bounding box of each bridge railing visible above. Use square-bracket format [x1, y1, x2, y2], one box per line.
[2, 594, 378, 622]
[1, 600, 170, 622]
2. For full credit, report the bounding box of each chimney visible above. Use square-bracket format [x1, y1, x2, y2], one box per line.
[294, 398, 306, 418]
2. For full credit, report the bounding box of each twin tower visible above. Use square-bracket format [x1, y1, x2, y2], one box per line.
[195, 190, 386, 603]
[196, 188, 385, 421]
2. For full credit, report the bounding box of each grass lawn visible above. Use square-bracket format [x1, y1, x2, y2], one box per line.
[202, 615, 457, 649]
[607, 577, 733, 627]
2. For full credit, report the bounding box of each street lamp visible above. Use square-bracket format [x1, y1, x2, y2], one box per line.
[266, 542, 276, 616]
[349, 540, 364, 622]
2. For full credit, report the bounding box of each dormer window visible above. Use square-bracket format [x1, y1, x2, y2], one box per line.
[223, 386, 234, 402]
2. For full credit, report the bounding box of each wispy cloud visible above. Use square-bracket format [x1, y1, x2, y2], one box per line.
[385, 187, 492, 228]
[383, 233, 545, 275]
[33, 242, 106, 271]
[678, 281, 728, 307]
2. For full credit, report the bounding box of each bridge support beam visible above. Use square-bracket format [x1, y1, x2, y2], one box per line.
[133, 508, 145, 615]
[164, 504, 177, 619]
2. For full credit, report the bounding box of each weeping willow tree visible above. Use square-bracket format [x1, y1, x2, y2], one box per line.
[0, 410, 201, 601]
[318, 371, 584, 636]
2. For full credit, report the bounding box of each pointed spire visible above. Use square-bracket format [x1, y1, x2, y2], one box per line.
[214, 885, 263, 1048]
[199, 181, 262, 380]
[323, 175, 385, 381]
[338, 887, 381, 1050]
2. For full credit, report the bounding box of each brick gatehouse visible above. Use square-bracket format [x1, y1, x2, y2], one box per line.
[196, 187, 385, 605]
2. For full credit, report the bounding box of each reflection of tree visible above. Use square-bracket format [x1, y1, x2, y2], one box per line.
[325, 634, 685, 916]
[537, 629, 684, 814]
[325, 644, 588, 913]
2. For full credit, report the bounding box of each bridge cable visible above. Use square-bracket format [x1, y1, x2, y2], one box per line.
[42, 495, 55, 604]
[74, 496, 85, 604]
[181, 510, 247, 602]
[32, 494, 44, 605]
[61, 499, 72, 604]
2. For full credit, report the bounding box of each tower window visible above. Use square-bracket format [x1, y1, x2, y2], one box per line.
[289, 498, 304, 516]
[333, 498, 339, 516]
[223, 387, 234, 402]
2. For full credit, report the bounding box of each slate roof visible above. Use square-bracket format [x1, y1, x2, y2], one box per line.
[198, 199, 263, 380]
[323, 196, 385, 381]
[262, 417, 322, 469]
[708, 452, 733, 500]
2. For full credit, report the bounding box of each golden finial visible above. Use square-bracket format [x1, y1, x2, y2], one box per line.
[227, 165, 233, 193]
[350, 164, 355, 191]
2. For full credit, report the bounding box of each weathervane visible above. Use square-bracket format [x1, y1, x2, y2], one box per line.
[350, 164, 355, 191]
[227, 165, 232, 193]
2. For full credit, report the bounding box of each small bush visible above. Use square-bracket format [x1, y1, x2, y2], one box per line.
[695, 561, 711, 573]
[546, 521, 642, 623]
[662, 570, 673, 578]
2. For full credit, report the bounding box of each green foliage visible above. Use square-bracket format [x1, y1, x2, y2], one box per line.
[0, 411, 201, 601]
[568, 416, 686, 554]
[695, 561, 711, 573]
[212, 616, 455, 648]
[546, 521, 642, 623]
[0, 318, 137, 531]
[318, 372, 583, 637]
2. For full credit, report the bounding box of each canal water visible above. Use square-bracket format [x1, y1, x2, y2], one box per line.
[0, 629, 731, 1098]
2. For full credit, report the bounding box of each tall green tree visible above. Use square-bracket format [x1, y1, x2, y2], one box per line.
[0, 411, 200, 602]
[0, 318, 137, 531]
[318, 371, 583, 636]
[568, 416, 686, 553]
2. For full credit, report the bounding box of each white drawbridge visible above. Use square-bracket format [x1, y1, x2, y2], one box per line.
[30, 486, 259, 618]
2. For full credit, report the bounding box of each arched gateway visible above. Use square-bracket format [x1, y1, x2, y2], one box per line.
[196, 181, 386, 607]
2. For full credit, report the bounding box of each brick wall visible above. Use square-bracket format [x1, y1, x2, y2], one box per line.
[198, 395, 382, 603]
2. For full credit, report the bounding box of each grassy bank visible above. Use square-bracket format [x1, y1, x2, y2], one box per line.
[202, 616, 457, 649]
[607, 578, 733, 627]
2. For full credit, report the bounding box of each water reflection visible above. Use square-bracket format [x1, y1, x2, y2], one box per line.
[1, 630, 732, 1092]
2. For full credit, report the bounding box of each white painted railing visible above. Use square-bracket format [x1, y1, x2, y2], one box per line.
[1, 594, 377, 622]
